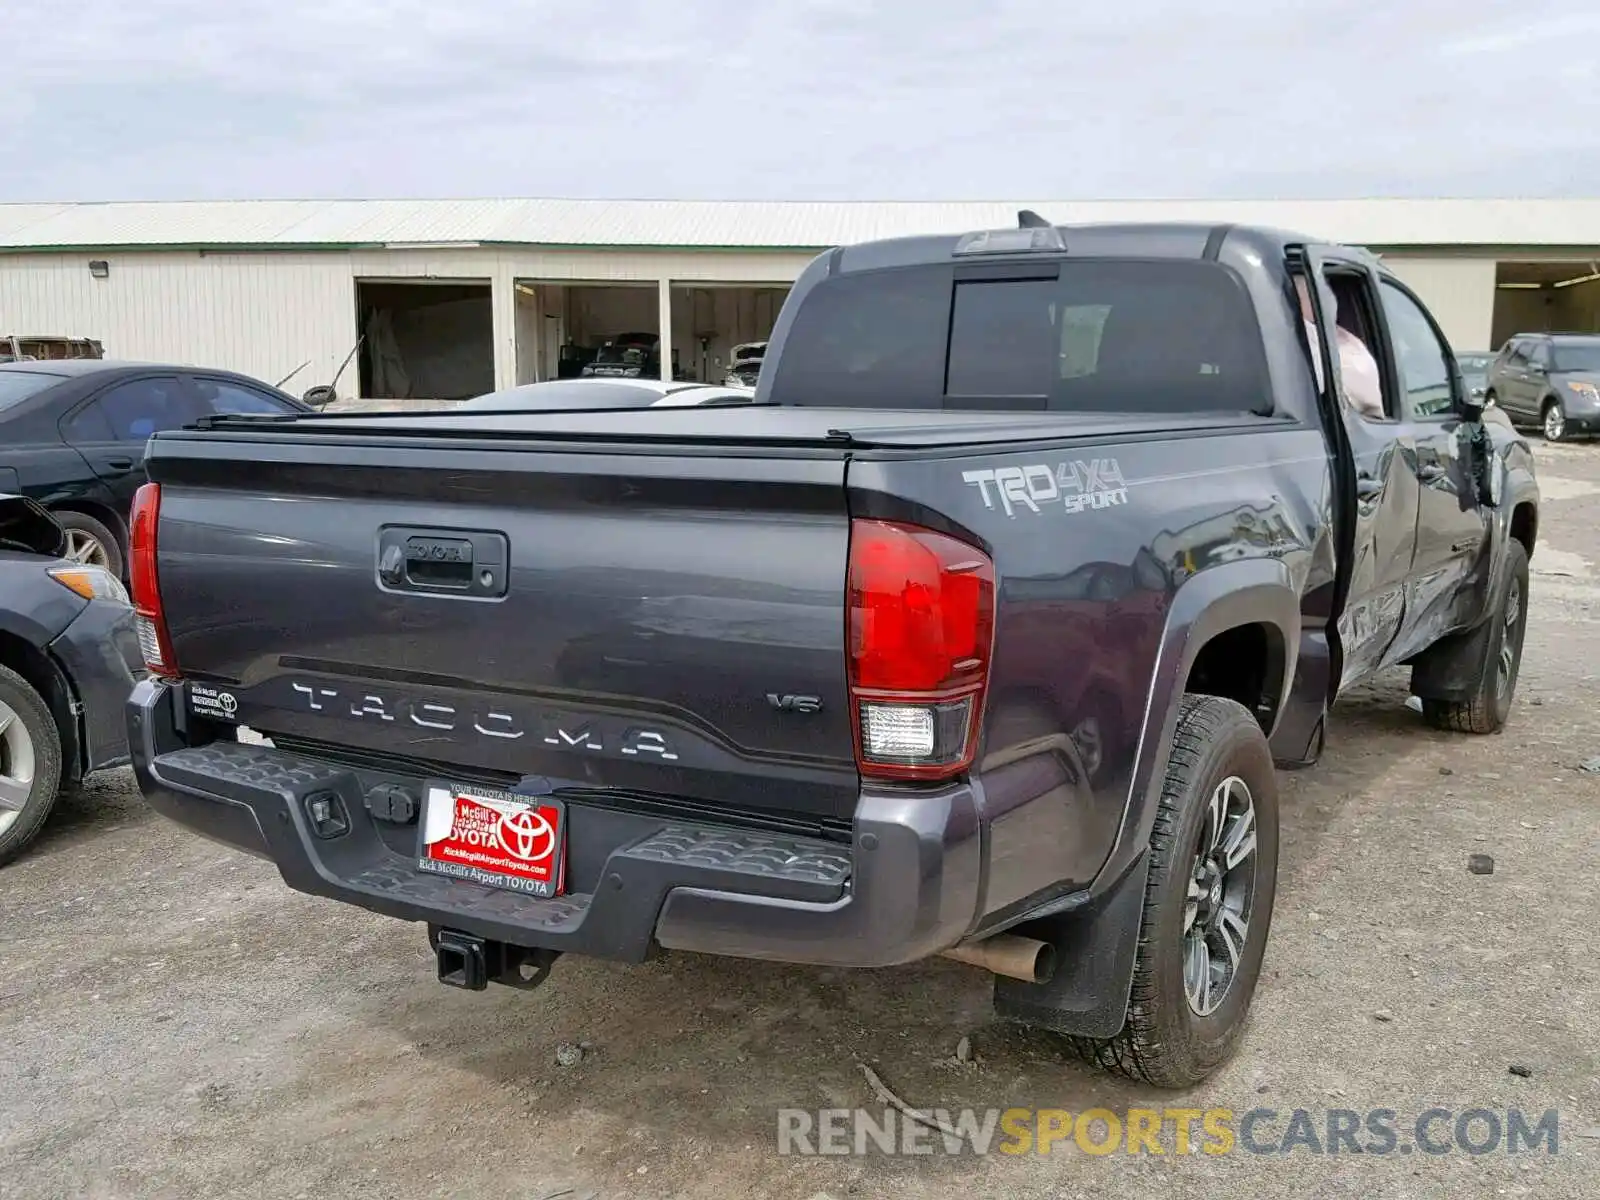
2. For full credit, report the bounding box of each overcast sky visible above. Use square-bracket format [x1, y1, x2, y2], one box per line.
[6, 0, 1598, 202]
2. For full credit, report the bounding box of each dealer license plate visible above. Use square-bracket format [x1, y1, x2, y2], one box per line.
[417, 784, 566, 897]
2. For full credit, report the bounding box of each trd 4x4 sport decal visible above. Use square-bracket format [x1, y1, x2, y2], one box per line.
[962, 459, 1130, 518]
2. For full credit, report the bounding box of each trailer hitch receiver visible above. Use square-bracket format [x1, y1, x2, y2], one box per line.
[431, 927, 560, 992]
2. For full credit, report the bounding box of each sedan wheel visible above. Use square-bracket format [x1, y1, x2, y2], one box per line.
[0, 697, 36, 839]
[63, 528, 113, 569]
[0, 665, 66, 867]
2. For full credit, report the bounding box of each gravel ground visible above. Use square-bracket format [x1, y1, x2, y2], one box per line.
[3, 444, 1598, 1200]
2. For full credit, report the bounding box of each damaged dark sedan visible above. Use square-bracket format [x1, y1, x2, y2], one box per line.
[0, 495, 141, 864]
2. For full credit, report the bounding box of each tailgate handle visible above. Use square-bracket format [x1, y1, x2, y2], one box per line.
[377, 527, 509, 600]
[408, 547, 473, 587]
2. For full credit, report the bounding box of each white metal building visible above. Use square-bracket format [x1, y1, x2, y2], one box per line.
[2, 197, 1599, 404]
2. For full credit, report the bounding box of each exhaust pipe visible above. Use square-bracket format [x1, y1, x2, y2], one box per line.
[940, 934, 1056, 984]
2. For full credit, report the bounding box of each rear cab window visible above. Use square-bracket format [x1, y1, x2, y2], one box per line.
[767, 259, 1271, 415]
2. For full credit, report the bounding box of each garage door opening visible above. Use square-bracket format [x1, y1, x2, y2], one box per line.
[513, 282, 660, 384]
[671, 285, 789, 387]
[357, 280, 493, 402]
[1492, 260, 1600, 350]
[513, 281, 790, 386]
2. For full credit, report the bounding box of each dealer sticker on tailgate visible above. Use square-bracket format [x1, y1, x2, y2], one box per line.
[417, 784, 566, 897]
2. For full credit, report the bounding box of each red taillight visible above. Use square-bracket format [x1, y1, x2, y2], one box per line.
[129, 482, 180, 678]
[847, 519, 995, 781]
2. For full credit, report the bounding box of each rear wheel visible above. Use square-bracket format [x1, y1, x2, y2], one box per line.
[0, 664, 65, 867]
[1421, 539, 1529, 734]
[1542, 398, 1569, 442]
[1068, 695, 1279, 1088]
[50, 511, 124, 577]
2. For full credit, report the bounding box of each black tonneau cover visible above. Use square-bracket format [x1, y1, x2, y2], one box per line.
[181, 405, 1285, 452]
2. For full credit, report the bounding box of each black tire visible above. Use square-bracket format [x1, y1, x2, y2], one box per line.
[1541, 397, 1570, 443]
[0, 664, 65, 868]
[1068, 694, 1280, 1088]
[50, 510, 124, 577]
[1421, 539, 1529, 734]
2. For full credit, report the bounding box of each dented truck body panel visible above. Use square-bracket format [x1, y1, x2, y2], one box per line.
[127, 221, 1535, 1014]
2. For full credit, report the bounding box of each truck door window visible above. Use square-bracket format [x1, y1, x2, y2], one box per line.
[771, 259, 1269, 415]
[1319, 270, 1392, 421]
[1377, 281, 1454, 418]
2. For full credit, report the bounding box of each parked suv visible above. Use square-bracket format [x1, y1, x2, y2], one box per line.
[1485, 332, 1600, 441]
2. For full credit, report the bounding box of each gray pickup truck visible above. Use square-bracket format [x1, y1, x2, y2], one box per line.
[126, 218, 1538, 1086]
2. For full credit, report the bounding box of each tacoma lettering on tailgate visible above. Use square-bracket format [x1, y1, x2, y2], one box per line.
[287, 680, 680, 760]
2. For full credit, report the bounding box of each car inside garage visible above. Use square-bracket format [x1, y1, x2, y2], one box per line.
[514, 282, 661, 384]
[669, 285, 788, 386]
[513, 280, 788, 386]
[357, 279, 494, 402]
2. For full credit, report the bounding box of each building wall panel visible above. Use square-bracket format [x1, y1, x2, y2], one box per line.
[1379, 256, 1497, 353]
[1, 245, 817, 396]
[0, 250, 357, 393]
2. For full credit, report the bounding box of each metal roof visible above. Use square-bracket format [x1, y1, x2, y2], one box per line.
[2, 198, 1600, 251]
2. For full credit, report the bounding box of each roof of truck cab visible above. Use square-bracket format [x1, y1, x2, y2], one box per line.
[823, 220, 1360, 277]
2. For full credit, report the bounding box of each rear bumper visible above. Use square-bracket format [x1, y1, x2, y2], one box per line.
[126, 678, 983, 968]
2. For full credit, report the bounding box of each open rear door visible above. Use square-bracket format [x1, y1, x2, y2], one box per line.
[1292, 245, 1417, 687]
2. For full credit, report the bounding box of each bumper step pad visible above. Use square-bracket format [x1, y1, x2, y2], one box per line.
[147, 739, 852, 957]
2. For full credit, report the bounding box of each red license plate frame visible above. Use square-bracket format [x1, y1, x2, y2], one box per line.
[416, 783, 567, 898]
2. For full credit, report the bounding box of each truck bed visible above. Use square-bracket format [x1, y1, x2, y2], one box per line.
[144, 402, 1284, 829]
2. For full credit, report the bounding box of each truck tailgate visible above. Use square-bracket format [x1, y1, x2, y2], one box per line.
[149, 435, 860, 820]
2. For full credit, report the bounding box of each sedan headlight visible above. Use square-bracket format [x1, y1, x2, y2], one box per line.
[48, 565, 130, 605]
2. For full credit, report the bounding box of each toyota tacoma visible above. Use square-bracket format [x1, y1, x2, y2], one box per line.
[126, 217, 1538, 1086]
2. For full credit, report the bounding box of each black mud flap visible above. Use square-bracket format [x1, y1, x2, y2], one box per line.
[1409, 615, 1495, 703]
[1269, 627, 1333, 771]
[992, 852, 1149, 1039]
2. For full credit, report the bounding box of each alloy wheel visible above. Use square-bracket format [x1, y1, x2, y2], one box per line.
[1497, 575, 1523, 701]
[1183, 775, 1258, 1017]
[1544, 405, 1566, 441]
[0, 698, 36, 837]
[64, 529, 111, 569]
